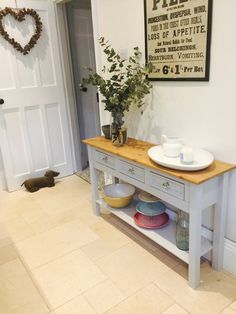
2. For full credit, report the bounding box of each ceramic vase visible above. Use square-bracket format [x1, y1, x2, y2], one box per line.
[102, 124, 111, 139]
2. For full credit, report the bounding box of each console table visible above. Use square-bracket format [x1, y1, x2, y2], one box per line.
[84, 136, 235, 288]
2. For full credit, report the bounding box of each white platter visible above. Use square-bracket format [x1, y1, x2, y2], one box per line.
[148, 146, 214, 171]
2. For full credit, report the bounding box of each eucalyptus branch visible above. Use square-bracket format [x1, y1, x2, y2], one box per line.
[80, 37, 153, 126]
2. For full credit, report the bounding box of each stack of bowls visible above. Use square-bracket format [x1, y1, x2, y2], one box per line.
[134, 191, 169, 229]
[103, 183, 135, 208]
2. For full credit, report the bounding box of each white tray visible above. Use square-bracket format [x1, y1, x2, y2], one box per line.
[148, 146, 214, 171]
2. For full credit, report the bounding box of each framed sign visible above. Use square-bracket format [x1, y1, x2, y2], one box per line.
[144, 0, 212, 81]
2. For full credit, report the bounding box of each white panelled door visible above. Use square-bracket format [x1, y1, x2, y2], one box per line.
[0, 0, 73, 191]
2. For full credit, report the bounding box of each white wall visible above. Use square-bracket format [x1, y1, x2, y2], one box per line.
[93, 0, 236, 242]
[0, 152, 6, 191]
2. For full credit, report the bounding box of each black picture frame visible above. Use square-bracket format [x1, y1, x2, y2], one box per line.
[144, 0, 213, 81]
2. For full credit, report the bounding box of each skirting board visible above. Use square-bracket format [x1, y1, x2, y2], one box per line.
[223, 239, 236, 277]
[202, 227, 236, 277]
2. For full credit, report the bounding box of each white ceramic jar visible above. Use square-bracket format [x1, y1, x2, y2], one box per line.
[180, 146, 194, 164]
[162, 135, 183, 158]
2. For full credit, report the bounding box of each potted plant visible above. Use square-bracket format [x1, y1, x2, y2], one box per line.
[80, 37, 153, 146]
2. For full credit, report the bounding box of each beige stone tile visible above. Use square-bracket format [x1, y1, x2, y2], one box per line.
[0, 244, 18, 266]
[106, 283, 174, 314]
[31, 191, 80, 215]
[82, 238, 119, 261]
[0, 206, 19, 223]
[59, 179, 91, 198]
[84, 193, 93, 204]
[81, 220, 132, 261]
[231, 300, 236, 310]
[74, 201, 103, 226]
[162, 303, 189, 314]
[96, 242, 170, 296]
[16, 220, 99, 269]
[53, 175, 90, 193]
[15, 197, 43, 217]
[154, 267, 236, 314]
[52, 295, 96, 314]
[221, 307, 236, 314]
[25, 214, 59, 234]
[19, 206, 48, 224]
[3, 217, 35, 242]
[30, 176, 91, 210]
[0, 224, 13, 248]
[201, 271, 236, 300]
[83, 279, 125, 313]
[0, 193, 39, 223]
[19, 206, 58, 234]
[90, 220, 131, 248]
[31, 193, 94, 230]
[0, 259, 49, 314]
[51, 200, 102, 227]
[32, 249, 107, 309]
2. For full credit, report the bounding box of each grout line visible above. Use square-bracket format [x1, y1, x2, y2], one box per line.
[94, 241, 132, 263]
[219, 304, 231, 314]
[45, 279, 109, 313]
[17, 253, 52, 312]
[82, 278, 111, 314]
[48, 292, 90, 313]
[15, 223, 100, 271]
[25, 245, 94, 271]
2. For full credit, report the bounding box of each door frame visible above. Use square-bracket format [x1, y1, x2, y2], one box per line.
[55, 0, 103, 172]
[55, 4, 82, 171]
[90, 0, 105, 126]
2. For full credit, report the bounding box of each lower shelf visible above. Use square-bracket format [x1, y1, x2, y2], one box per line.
[97, 199, 212, 264]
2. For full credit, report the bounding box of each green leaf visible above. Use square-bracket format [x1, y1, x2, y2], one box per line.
[80, 37, 153, 119]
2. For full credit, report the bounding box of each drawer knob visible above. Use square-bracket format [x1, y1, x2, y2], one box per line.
[128, 168, 135, 174]
[162, 182, 170, 189]
[102, 156, 108, 162]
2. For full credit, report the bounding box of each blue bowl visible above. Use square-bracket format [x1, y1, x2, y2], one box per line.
[136, 201, 166, 216]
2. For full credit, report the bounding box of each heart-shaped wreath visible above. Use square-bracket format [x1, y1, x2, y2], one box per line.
[0, 7, 43, 55]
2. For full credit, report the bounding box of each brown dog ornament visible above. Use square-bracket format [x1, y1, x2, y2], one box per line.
[21, 170, 60, 192]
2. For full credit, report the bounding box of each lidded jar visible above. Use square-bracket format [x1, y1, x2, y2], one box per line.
[176, 210, 189, 251]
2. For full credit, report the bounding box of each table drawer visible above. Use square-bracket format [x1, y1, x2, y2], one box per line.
[94, 150, 115, 169]
[119, 160, 145, 183]
[150, 172, 185, 200]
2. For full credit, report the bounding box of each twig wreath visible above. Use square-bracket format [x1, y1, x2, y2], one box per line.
[0, 7, 43, 55]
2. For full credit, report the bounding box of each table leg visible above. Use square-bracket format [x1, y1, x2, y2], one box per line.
[212, 173, 229, 270]
[188, 184, 203, 288]
[88, 146, 100, 216]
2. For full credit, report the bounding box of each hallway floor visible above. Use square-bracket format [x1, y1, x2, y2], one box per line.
[0, 175, 236, 314]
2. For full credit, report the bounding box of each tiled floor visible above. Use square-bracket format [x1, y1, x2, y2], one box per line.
[0, 175, 236, 314]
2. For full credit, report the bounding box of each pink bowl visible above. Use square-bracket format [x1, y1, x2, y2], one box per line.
[134, 212, 169, 229]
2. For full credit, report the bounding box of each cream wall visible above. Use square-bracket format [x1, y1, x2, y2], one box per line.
[93, 0, 236, 242]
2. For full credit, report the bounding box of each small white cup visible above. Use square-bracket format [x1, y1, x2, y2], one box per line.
[180, 146, 194, 164]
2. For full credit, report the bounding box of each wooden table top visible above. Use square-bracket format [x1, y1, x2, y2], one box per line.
[83, 136, 236, 185]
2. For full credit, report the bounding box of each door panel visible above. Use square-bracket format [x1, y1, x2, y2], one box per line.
[0, 0, 73, 191]
[25, 106, 49, 170]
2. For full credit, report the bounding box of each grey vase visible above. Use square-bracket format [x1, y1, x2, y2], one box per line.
[102, 124, 111, 139]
